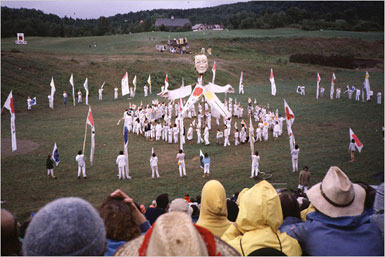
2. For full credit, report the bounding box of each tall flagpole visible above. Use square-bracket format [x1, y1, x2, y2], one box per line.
[82, 118, 88, 154]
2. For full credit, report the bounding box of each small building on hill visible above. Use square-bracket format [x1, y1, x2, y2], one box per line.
[155, 16, 191, 31]
[192, 24, 224, 31]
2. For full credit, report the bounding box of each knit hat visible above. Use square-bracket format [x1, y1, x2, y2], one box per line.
[307, 166, 366, 218]
[23, 197, 106, 256]
[114, 212, 240, 256]
[169, 198, 193, 216]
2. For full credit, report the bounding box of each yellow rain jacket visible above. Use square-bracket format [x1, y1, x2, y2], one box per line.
[221, 181, 302, 256]
[196, 180, 231, 237]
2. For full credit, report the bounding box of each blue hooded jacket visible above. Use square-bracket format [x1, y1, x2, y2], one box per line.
[285, 210, 384, 256]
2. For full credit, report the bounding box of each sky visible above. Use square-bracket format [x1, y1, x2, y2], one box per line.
[1, 0, 248, 19]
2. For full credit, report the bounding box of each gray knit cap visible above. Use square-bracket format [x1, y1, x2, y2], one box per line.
[23, 197, 106, 256]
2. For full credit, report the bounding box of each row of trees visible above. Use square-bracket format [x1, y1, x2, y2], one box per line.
[2, 1, 383, 38]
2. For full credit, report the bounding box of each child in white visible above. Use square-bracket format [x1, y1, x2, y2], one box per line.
[116, 151, 126, 179]
[114, 87, 118, 99]
[187, 124, 194, 144]
[204, 125, 210, 145]
[172, 124, 179, 144]
[176, 150, 186, 177]
[202, 153, 210, 177]
[291, 144, 300, 172]
[250, 151, 260, 178]
[336, 88, 341, 99]
[98, 88, 103, 100]
[273, 122, 280, 139]
[234, 129, 240, 146]
[144, 85, 148, 97]
[377, 92, 381, 104]
[223, 125, 230, 147]
[196, 125, 203, 144]
[168, 125, 173, 143]
[150, 153, 160, 178]
[239, 84, 244, 94]
[77, 90, 82, 103]
[206, 112, 212, 130]
[27, 96, 32, 110]
[256, 125, 262, 142]
[155, 122, 162, 141]
[355, 89, 361, 101]
[76, 150, 87, 178]
[348, 139, 356, 162]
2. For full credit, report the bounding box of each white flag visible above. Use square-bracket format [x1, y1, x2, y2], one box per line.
[50, 77, 55, 109]
[330, 73, 336, 100]
[3, 91, 17, 151]
[316, 72, 321, 100]
[87, 106, 95, 165]
[211, 61, 216, 84]
[269, 69, 277, 96]
[121, 72, 129, 96]
[83, 77, 89, 105]
[239, 71, 243, 94]
[69, 73, 76, 106]
[133, 75, 137, 92]
[147, 74, 152, 94]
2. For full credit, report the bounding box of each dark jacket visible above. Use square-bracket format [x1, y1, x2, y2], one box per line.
[286, 210, 384, 256]
[46, 158, 54, 169]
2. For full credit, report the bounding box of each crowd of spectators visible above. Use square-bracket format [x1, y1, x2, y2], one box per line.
[2, 166, 383, 256]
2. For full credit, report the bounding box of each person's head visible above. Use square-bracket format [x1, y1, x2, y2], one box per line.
[119, 150, 124, 155]
[156, 194, 169, 210]
[194, 54, 208, 74]
[78, 150, 82, 155]
[23, 197, 106, 256]
[152, 153, 156, 157]
[99, 196, 141, 242]
[306, 166, 366, 218]
[1, 209, 22, 256]
[295, 144, 299, 149]
[255, 151, 259, 156]
[204, 153, 208, 158]
[352, 139, 355, 143]
[279, 192, 301, 220]
[47, 154, 51, 159]
[179, 149, 183, 154]
[354, 181, 376, 209]
[303, 166, 309, 171]
[168, 199, 192, 216]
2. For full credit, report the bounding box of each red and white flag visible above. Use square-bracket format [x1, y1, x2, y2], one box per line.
[316, 73, 321, 100]
[87, 106, 95, 165]
[269, 68, 277, 96]
[121, 72, 129, 96]
[284, 99, 295, 128]
[211, 61, 216, 84]
[330, 73, 336, 100]
[349, 128, 363, 153]
[3, 91, 17, 151]
[165, 74, 169, 90]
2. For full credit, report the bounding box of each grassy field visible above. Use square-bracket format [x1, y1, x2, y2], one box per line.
[1, 29, 384, 221]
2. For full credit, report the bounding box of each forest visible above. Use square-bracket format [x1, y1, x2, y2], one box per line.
[1, 1, 384, 38]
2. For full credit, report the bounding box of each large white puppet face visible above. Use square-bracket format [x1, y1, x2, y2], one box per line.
[194, 54, 208, 74]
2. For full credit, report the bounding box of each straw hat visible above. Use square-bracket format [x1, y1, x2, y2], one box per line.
[307, 166, 366, 218]
[114, 212, 240, 256]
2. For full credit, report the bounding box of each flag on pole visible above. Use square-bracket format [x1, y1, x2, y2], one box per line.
[363, 71, 371, 101]
[330, 73, 336, 100]
[3, 91, 17, 152]
[52, 142, 60, 166]
[316, 72, 321, 100]
[200, 150, 204, 169]
[83, 77, 89, 105]
[287, 125, 296, 152]
[100, 81, 105, 90]
[124, 125, 130, 178]
[211, 61, 216, 84]
[152, 147, 154, 154]
[239, 71, 243, 94]
[249, 117, 255, 155]
[121, 72, 129, 96]
[283, 99, 295, 128]
[165, 74, 169, 90]
[49, 77, 56, 109]
[269, 69, 277, 96]
[30, 97, 37, 106]
[69, 73, 76, 106]
[87, 106, 95, 165]
[133, 75, 137, 93]
[147, 74, 152, 94]
[349, 128, 363, 153]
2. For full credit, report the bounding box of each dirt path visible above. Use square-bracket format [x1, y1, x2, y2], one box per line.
[1, 138, 40, 158]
